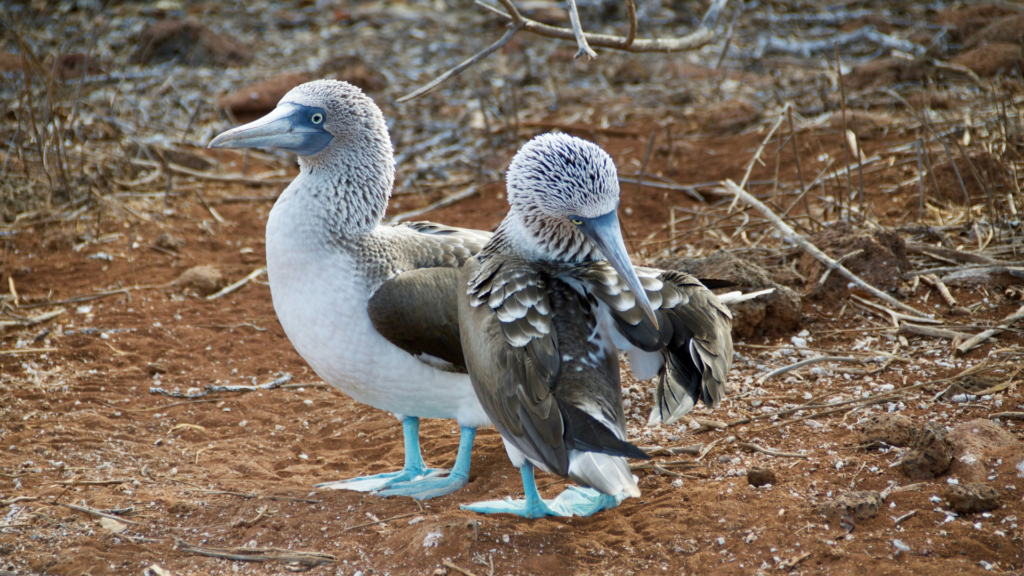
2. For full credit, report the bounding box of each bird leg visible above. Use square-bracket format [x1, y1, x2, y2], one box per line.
[460, 462, 625, 519]
[376, 425, 477, 500]
[315, 417, 451, 497]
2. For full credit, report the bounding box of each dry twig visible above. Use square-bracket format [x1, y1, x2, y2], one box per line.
[724, 178, 931, 318]
[175, 540, 336, 566]
[444, 559, 482, 576]
[756, 356, 861, 385]
[957, 304, 1024, 354]
[342, 512, 419, 532]
[206, 268, 266, 301]
[400, 0, 728, 101]
[737, 442, 808, 459]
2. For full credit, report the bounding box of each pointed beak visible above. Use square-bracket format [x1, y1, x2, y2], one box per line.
[578, 210, 658, 329]
[208, 103, 333, 156]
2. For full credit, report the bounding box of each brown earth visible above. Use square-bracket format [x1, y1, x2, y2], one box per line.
[3, 1, 1024, 575]
[2, 118, 1023, 575]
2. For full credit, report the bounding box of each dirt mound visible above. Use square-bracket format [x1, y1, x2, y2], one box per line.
[656, 250, 802, 338]
[951, 43, 1024, 77]
[965, 14, 1024, 48]
[934, 4, 1018, 42]
[927, 151, 1009, 205]
[218, 73, 310, 119]
[947, 419, 1024, 483]
[856, 413, 915, 448]
[903, 422, 954, 480]
[606, 59, 652, 85]
[132, 19, 253, 67]
[842, 57, 938, 91]
[944, 483, 1002, 514]
[694, 99, 761, 134]
[798, 221, 910, 297]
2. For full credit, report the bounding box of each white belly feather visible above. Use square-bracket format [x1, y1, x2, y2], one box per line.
[266, 194, 490, 428]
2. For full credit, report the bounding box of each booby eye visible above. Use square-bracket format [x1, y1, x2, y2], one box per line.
[311, 113, 324, 124]
[570, 218, 583, 226]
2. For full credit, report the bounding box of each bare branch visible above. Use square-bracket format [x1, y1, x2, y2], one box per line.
[397, 23, 524, 103]
[400, 0, 727, 102]
[480, 0, 726, 52]
[762, 26, 925, 58]
[566, 0, 597, 59]
[624, 0, 637, 48]
[723, 179, 932, 319]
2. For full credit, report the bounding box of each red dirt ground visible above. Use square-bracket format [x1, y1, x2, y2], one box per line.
[2, 122, 1023, 576]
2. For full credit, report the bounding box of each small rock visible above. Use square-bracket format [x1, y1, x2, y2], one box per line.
[903, 422, 953, 480]
[817, 491, 883, 521]
[218, 73, 310, 118]
[945, 483, 1001, 514]
[147, 362, 169, 375]
[747, 467, 776, 487]
[132, 19, 253, 68]
[948, 419, 1024, 483]
[857, 413, 915, 448]
[174, 265, 225, 296]
[155, 233, 186, 252]
[99, 517, 127, 533]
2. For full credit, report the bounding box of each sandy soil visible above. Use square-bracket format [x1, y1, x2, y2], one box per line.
[2, 117, 1023, 575]
[2, 1, 1024, 575]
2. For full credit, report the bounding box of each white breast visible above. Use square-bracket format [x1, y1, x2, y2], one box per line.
[265, 185, 490, 428]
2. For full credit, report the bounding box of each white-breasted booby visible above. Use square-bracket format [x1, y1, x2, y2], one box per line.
[209, 79, 490, 500]
[457, 133, 737, 518]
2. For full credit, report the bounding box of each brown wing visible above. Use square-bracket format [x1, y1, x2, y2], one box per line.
[579, 263, 734, 425]
[460, 256, 647, 477]
[368, 267, 465, 373]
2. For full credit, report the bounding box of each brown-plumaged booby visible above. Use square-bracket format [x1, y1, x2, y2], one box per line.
[458, 133, 742, 518]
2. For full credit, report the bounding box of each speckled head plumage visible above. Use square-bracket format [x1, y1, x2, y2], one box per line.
[210, 80, 395, 233]
[497, 132, 659, 327]
[506, 133, 620, 220]
[275, 80, 394, 172]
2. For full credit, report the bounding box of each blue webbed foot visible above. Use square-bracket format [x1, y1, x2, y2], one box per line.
[315, 467, 444, 493]
[377, 425, 476, 500]
[319, 422, 477, 501]
[375, 472, 469, 500]
[460, 462, 628, 518]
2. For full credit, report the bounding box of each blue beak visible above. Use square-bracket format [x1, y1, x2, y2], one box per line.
[208, 103, 334, 156]
[577, 210, 658, 329]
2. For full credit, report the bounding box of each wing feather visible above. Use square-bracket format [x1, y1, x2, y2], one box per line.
[577, 263, 734, 425]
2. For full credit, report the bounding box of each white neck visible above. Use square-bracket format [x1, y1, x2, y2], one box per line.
[496, 207, 598, 263]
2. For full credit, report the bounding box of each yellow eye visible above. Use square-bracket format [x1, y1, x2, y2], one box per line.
[570, 218, 583, 225]
[311, 113, 324, 124]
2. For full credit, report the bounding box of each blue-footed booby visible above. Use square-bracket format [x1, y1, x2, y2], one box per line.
[457, 133, 737, 518]
[209, 79, 491, 500]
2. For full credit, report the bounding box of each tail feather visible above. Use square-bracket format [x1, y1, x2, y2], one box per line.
[568, 450, 641, 497]
[558, 400, 649, 461]
[716, 287, 774, 305]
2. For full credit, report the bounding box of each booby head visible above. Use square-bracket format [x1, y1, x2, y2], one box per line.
[505, 133, 657, 328]
[209, 79, 392, 170]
